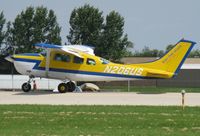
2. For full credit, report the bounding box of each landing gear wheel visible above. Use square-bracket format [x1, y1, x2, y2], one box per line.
[22, 83, 31, 92]
[66, 82, 76, 92]
[58, 83, 68, 93]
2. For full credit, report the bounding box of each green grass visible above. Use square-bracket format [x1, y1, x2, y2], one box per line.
[101, 86, 200, 93]
[0, 105, 200, 136]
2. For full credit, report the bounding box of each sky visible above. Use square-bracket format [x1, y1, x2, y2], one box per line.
[0, 0, 200, 51]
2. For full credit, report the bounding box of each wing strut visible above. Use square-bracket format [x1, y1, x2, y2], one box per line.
[45, 49, 51, 78]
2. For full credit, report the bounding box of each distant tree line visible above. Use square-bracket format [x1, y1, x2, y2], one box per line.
[131, 44, 200, 58]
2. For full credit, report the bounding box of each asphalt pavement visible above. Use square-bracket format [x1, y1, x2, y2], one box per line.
[0, 90, 200, 106]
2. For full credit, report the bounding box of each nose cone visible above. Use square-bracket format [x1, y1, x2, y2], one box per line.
[5, 55, 14, 63]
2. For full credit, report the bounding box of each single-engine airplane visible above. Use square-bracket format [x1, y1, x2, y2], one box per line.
[5, 39, 196, 93]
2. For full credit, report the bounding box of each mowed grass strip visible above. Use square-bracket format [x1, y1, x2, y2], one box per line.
[101, 86, 200, 93]
[0, 105, 200, 136]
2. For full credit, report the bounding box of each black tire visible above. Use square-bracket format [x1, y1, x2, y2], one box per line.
[66, 82, 76, 92]
[58, 83, 68, 93]
[22, 83, 31, 92]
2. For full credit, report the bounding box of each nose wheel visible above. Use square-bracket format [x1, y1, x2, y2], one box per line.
[21, 75, 34, 92]
[22, 83, 31, 92]
[58, 81, 76, 93]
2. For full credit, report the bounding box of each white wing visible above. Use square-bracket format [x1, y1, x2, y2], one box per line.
[66, 45, 95, 56]
[34, 43, 95, 58]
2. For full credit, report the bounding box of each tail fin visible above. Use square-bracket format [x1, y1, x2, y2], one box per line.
[138, 39, 196, 77]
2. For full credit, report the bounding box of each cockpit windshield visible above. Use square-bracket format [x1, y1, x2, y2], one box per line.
[100, 58, 110, 64]
[40, 50, 47, 57]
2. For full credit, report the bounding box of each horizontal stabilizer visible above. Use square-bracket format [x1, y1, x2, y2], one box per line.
[146, 69, 173, 78]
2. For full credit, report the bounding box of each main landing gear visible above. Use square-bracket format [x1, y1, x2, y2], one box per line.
[21, 75, 35, 92]
[58, 81, 76, 93]
[21, 75, 76, 93]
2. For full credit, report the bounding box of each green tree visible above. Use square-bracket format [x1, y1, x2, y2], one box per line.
[99, 11, 133, 61]
[67, 4, 103, 46]
[7, 6, 61, 53]
[0, 12, 12, 56]
[0, 11, 6, 46]
[32, 7, 61, 44]
[10, 7, 35, 53]
[67, 5, 133, 61]
[45, 10, 61, 44]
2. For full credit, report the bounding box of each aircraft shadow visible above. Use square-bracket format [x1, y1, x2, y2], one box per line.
[13, 90, 55, 95]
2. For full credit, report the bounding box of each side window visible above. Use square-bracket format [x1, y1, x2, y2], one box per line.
[54, 53, 71, 62]
[87, 58, 96, 65]
[73, 56, 84, 64]
[63, 55, 71, 62]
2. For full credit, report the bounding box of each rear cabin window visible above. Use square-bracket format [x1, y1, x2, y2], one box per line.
[54, 53, 71, 62]
[87, 58, 96, 65]
[73, 56, 84, 64]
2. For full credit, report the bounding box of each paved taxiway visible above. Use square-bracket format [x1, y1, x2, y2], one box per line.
[0, 90, 200, 106]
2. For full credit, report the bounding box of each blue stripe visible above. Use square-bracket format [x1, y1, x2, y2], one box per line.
[15, 58, 40, 63]
[18, 53, 41, 57]
[14, 58, 160, 79]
